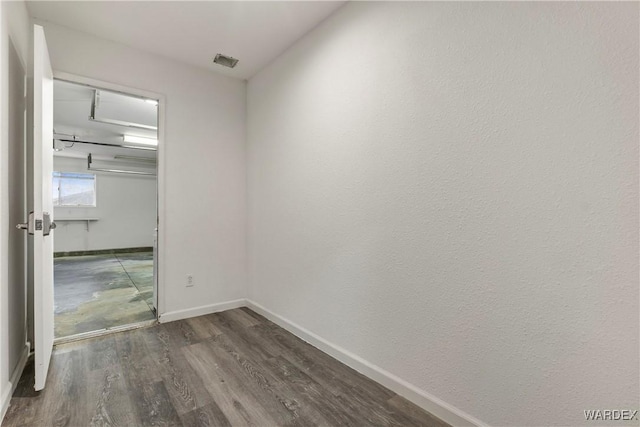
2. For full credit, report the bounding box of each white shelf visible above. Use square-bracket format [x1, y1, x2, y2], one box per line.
[55, 218, 99, 231]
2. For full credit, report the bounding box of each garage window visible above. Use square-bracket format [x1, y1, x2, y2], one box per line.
[52, 172, 96, 207]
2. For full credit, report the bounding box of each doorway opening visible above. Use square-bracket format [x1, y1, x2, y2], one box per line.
[52, 79, 159, 341]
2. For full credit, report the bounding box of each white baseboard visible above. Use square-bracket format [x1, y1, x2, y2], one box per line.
[159, 299, 245, 323]
[245, 299, 487, 427]
[0, 342, 30, 424]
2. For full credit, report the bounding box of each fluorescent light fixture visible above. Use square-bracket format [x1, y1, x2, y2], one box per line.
[123, 135, 158, 146]
[145, 99, 158, 106]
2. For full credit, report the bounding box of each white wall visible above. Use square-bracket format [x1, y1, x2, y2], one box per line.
[247, 2, 639, 426]
[0, 0, 30, 421]
[52, 156, 156, 253]
[38, 21, 247, 316]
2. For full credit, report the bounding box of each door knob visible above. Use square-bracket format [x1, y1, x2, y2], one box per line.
[16, 212, 35, 235]
[43, 212, 55, 236]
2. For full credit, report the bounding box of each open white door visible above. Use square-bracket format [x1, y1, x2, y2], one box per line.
[31, 24, 55, 391]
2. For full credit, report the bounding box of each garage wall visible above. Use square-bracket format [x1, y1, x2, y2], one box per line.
[52, 156, 157, 253]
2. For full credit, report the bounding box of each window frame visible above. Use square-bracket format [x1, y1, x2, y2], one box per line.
[52, 171, 97, 208]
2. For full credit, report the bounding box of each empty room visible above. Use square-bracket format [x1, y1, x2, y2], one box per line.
[0, 1, 637, 427]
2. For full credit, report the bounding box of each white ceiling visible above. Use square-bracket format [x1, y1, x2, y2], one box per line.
[54, 79, 158, 160]
[27, 1, 346, 80]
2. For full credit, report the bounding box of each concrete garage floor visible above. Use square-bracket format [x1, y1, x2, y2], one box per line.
[54, 251, 155, 338]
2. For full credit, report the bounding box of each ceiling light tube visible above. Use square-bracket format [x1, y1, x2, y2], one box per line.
[123, 135, 158, 146]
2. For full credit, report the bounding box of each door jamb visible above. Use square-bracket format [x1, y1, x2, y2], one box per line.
[51, 71, 166, 317]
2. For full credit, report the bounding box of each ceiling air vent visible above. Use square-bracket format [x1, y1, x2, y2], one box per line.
[213, 54, 239, 68]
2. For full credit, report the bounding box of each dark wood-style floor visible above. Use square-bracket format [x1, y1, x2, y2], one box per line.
[3, 308, 449, 427]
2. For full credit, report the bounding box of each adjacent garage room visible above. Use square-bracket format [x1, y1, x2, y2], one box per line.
[52, 80, 158, 339]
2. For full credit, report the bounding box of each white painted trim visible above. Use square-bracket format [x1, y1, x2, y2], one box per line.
[0, 342, 30, 423]
[53, 71, 163, 102]
[155, 93, 166, 317]
[245, 299, 488, 427]
[53, 319, 156, 346]
[159, 299, 245, 324]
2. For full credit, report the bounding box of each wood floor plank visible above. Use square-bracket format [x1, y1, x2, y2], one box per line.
[178, 402, 232, 427]
[86, 335, 119, 371]
[248, 322, 391, 402]
[206, 320, 334, 426]
[140, 325, 216, 415]
[115, 329, 182, 426]
[137, 381, 183, 427]
[2, 308, 450, 427]
[238, 307, 268, 323]
[191, 314, 335, 426]
[185, 316, 223, 341]
[206, 332, 309, 425]
[387, 395, 452, 427]
[2, 361, 42, 427]
[6, 349, 90, 427]
[182, 341, 279, 426]
[264, 355, 363, 427]
[46, 346, 92, 426]
[86, 364, 141, 426]
[221, 308, 261, 328]
[211, 312, 279, 362]
[160, 319, 200, 348]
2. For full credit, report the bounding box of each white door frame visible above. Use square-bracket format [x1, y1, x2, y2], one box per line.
[52, 71, 167, 317]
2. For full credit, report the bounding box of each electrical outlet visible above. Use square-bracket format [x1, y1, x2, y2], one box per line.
[186, 274, 194, 287]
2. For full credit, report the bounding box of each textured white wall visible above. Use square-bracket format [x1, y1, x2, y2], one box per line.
[39, 22, 247, 314]
[52, 156, 157, 253]
[247, 2, 639, 426]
